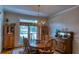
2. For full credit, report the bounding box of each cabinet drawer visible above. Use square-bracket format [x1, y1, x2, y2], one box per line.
[56, 41, 66, 52]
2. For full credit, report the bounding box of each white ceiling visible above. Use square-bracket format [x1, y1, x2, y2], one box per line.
[3, 5, 75, 17]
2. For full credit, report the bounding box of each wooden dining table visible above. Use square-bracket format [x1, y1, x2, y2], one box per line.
[30, 43, 49, 49]
[29, 40, 50, 49]
[29, 40, 54, 54]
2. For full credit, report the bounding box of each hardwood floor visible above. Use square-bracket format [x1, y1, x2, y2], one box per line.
[1, 47, 61, 54]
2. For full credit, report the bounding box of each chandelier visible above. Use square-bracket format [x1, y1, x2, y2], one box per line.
[37, 5, 47, 26]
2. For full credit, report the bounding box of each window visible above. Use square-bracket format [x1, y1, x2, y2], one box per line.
[19, 19, 38, 45]
[19, 26, 28, 45]
[30, 26, 38, 40]
[20, 26, 28, 38]
[20, 19, 38, 23]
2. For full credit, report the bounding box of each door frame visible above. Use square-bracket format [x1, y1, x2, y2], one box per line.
[19, 22, 39, 46]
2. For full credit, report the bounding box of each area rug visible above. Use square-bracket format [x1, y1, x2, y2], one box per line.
[12, 48, 24, 54]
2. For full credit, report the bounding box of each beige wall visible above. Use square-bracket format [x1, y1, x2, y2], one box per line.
[0, 6, 4, 52]
[4, 11, 40, 23]
[49, 8, 79, 53]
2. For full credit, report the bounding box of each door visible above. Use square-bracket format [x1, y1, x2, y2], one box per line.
[19, 25, 28, 45]
[19, 25, 38, 46]
[29, 26, 38, 46]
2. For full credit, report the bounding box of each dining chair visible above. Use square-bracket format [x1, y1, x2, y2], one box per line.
[23, 37, 30, 54]
[38, 39, 54, 54]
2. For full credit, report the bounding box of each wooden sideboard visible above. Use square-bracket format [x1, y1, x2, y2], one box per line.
[54, 32, 73, 54]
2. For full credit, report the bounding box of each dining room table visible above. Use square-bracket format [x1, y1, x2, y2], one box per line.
[29, 39, 54, 54]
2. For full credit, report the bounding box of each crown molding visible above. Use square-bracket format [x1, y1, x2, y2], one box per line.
[49, 5, 79, 19]
[4, 6, 48, 17]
